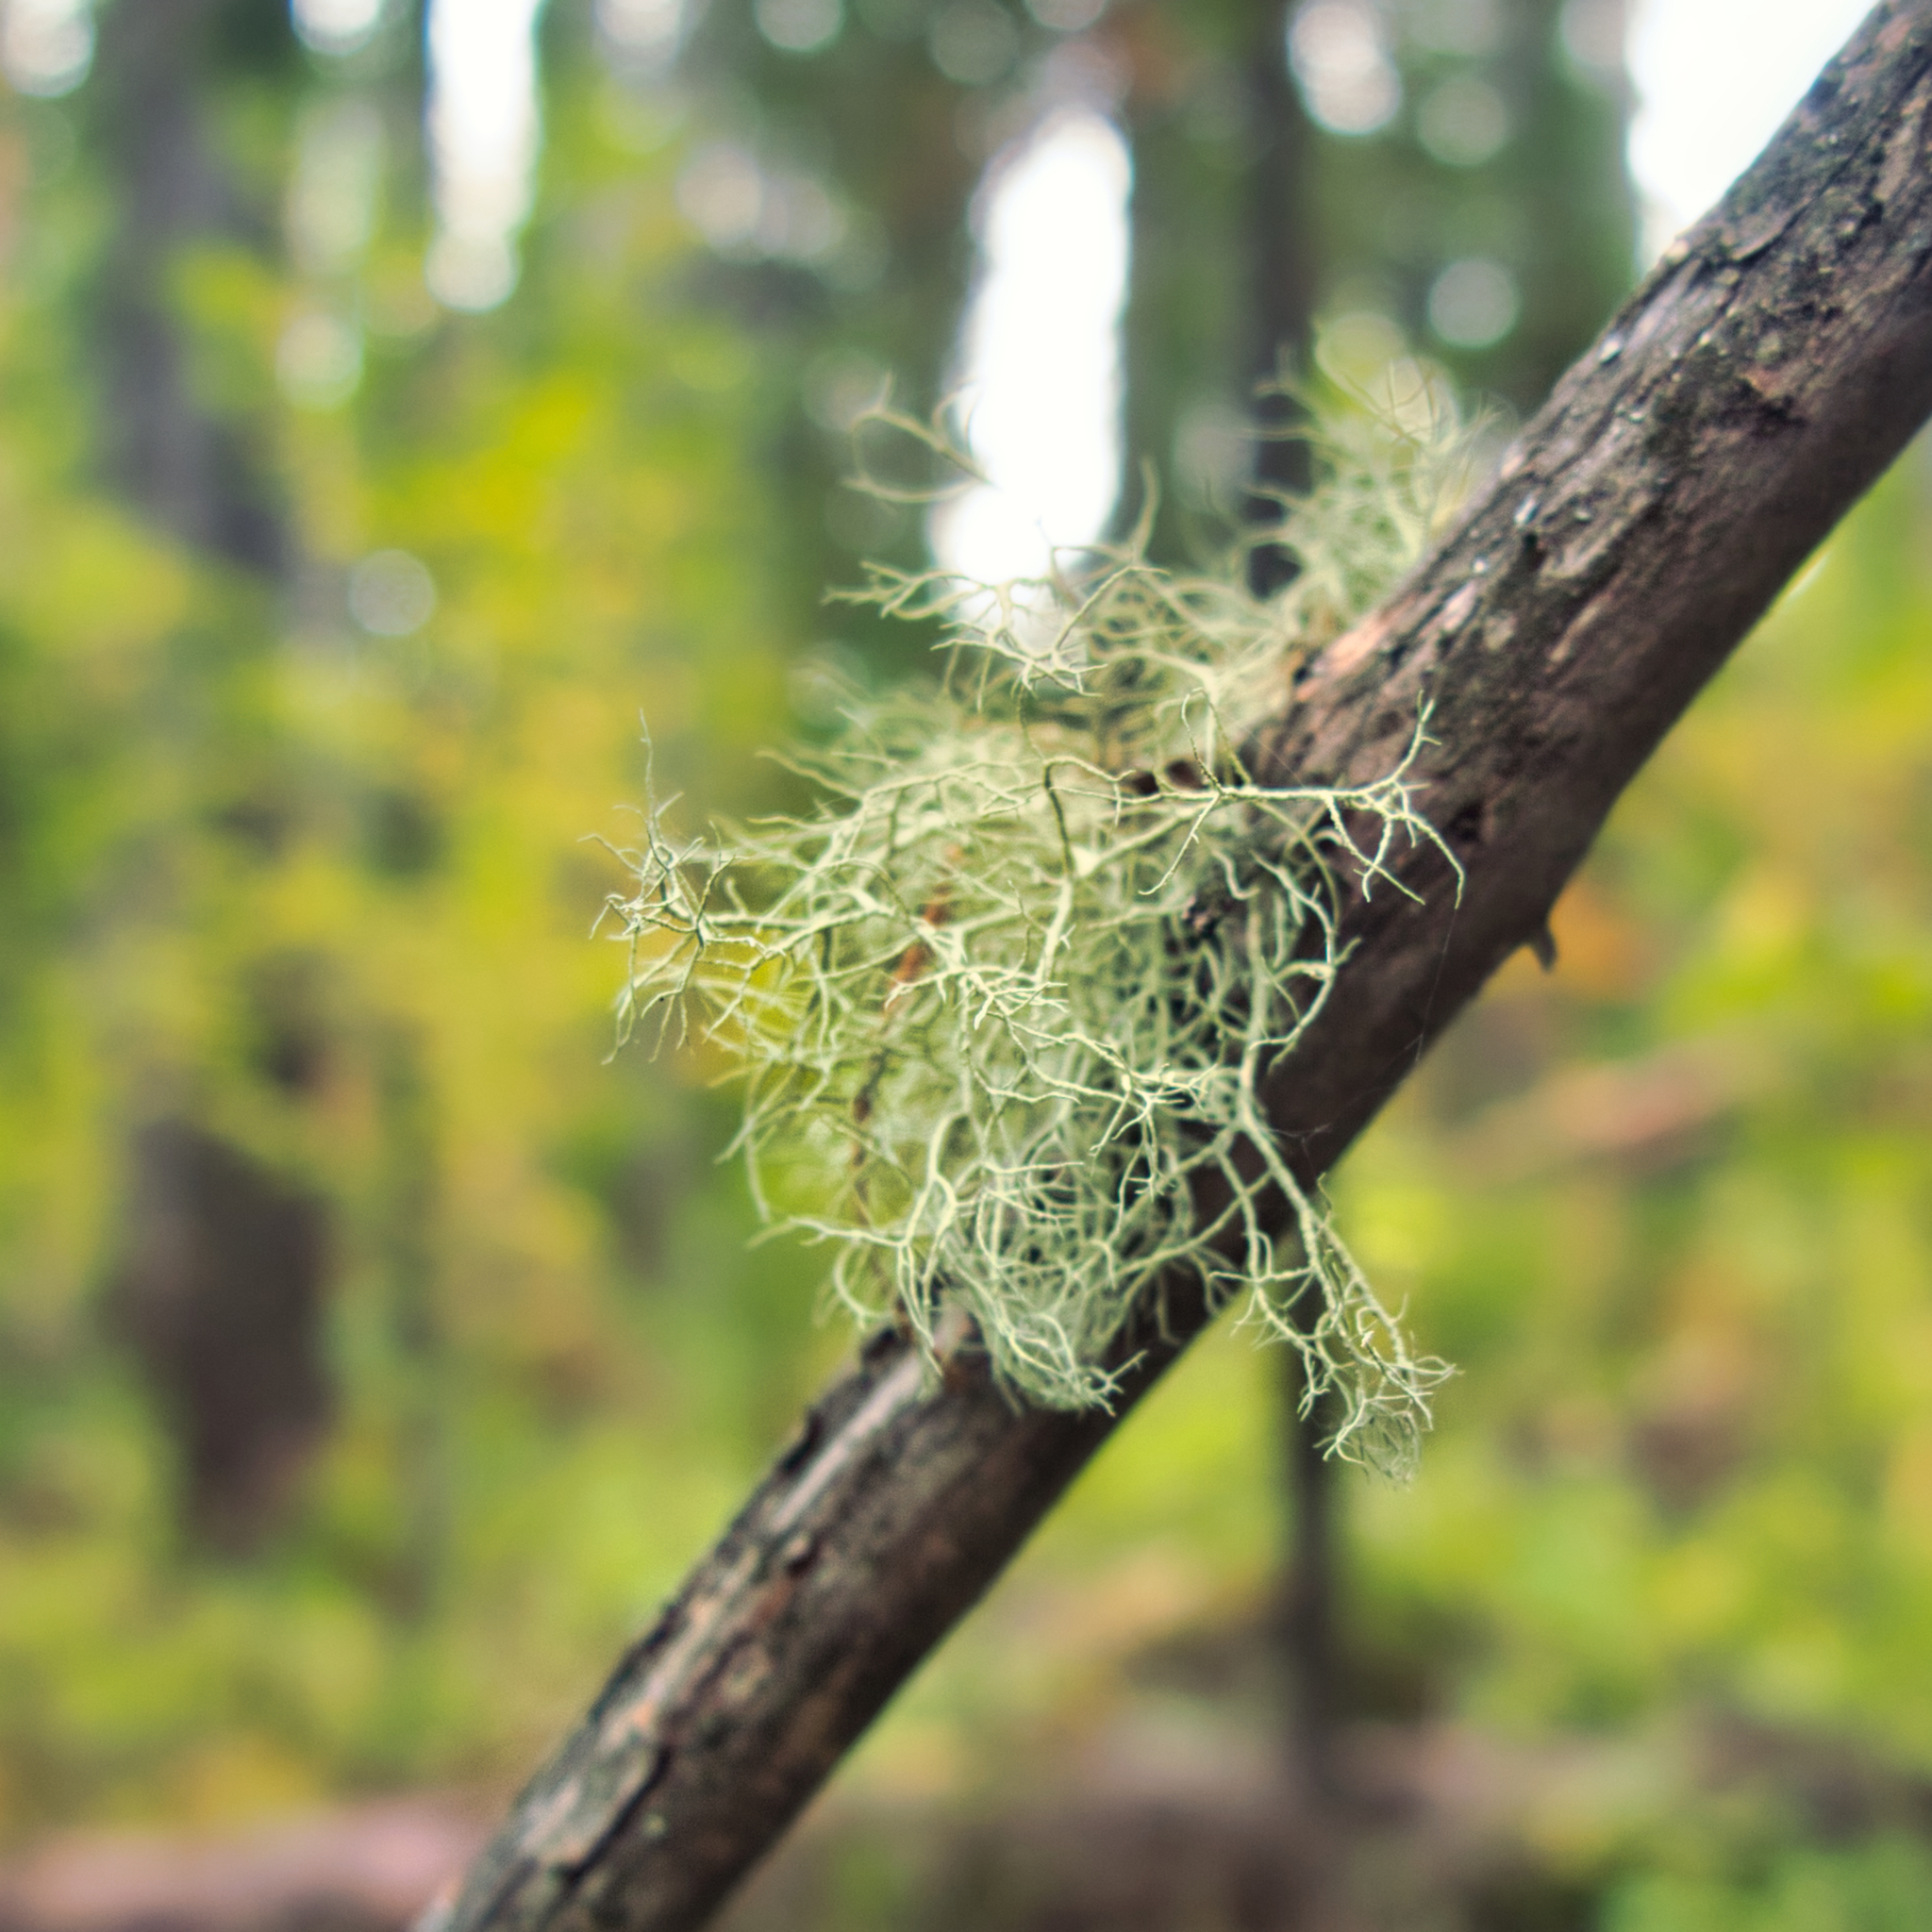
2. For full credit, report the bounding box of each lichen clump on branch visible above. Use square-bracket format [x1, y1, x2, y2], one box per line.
[611, 392, 1469, 1476]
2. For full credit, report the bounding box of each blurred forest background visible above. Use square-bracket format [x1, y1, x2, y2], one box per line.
[0, 1, 1930, 1927]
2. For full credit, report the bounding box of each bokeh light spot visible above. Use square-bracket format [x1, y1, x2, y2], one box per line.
[349, 551, 438, 637]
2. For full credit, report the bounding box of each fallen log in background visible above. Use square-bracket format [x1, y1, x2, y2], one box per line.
[428, 6, 1932, 1926]
[0, 1794, 489, 1932]
[8, 1715, 1928, 1932]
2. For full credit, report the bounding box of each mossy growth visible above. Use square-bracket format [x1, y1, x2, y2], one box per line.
[610, 385, 1474, 1476]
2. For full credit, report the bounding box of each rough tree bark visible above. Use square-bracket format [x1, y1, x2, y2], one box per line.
[426, 7, 1932, 1927]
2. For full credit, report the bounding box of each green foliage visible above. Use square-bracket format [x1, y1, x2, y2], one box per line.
[1603, 1838, 1932, 1932]
[0, 44, 824, 1833]
[1330, 445, 1932, 1765]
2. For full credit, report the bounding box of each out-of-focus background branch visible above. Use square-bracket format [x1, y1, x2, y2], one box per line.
[1, 2, 1928, 1928]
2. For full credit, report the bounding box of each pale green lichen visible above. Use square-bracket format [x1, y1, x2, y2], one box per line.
[610, 380, 1473, 1476]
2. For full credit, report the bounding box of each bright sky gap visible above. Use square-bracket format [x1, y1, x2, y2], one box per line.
[425, 0, 550, 311]
[1, 0, 93, 95]
[928, 110, 1133, 587]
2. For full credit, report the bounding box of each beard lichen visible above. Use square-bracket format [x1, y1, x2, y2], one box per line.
[610, 390, 1470, 1477]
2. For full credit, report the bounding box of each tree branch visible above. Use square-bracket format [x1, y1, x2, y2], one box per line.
[426, 8, 1932, 1927]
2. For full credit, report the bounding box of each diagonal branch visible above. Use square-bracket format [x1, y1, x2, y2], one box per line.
[427, 7, 1932, 1927]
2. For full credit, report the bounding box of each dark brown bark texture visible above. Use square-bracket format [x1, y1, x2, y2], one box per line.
[427, 8, 1932, 1928]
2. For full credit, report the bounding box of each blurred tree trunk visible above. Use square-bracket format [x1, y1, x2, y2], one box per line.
[1236, 2, 1342, 1814]
[379, 1027, 448, 1623]
[1252, 0, 1637, 1805]
[92, 0, 286, 573]
[425, 9, 1932, 1927]
[109, 1121, 333, 1553]
[1244, 0, 1317, 590]
[88, 0, 329, 1551]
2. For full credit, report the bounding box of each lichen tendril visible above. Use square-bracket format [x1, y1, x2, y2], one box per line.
[609, 387, 1473, 1476]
